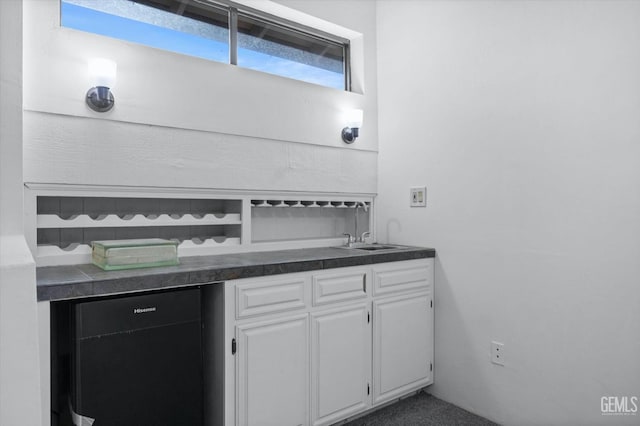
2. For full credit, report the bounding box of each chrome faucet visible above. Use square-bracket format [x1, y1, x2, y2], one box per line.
[354, 202, 369, 243]
[343, 231, 370, 247]
[350, 202, 371, 245]
[343, 233, 356, 247]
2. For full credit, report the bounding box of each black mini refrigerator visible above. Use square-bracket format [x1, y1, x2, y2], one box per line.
[70, 288, 203, 426]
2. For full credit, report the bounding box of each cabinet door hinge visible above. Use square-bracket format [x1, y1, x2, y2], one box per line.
[232, 338, 237, 355]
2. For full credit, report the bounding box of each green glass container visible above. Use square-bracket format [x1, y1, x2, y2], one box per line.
[91, 238, 179, 271]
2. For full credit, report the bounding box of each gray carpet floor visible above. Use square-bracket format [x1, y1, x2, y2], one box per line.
[342, 392, 498, 426]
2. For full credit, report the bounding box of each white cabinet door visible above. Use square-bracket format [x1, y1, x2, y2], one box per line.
[311, 305, 371, 426]
[372, 293, 433, 405]
[236, 314, 309, 426]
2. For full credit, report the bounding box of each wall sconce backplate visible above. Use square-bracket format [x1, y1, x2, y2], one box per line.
[86, 86, 114, 112]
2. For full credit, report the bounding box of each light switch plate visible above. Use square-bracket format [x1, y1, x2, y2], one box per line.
[410, 187, 426, 207]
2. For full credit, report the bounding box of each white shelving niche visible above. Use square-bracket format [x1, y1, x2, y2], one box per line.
[250, 196, 372, 249]
[25, 185, 375, 267]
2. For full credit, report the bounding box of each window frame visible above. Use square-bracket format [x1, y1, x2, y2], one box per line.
[61, 0, 352, 91]
[225, 2, 351, 91]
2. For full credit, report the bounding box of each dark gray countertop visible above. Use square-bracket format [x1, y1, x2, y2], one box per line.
[37, 245, 436, 302]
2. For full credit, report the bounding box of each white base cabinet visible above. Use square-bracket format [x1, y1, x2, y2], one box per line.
[225, 258, 434, 426]
[311, 304, 371, 426]
[236, 315, 309, 426]
[373, 293, 433, 405]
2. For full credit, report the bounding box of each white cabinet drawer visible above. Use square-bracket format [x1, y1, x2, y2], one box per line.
[235, 275, 308, 319]
[312, 269, 368, 306]
[372, 259, 432, 297]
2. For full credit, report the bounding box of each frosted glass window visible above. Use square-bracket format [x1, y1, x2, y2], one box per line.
[237, 14, 346, 90]
[60, 0, 350, 91]
[61, 0, 229, 63]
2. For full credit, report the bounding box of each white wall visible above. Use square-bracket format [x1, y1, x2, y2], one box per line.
[2, 0, 377, 422]
[376, 1, 640, 425]
[23, 0, 378, 194]
[0, 0, 42, 424]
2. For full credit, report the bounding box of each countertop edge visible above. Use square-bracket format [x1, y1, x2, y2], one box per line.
[37, 247, 436, 302]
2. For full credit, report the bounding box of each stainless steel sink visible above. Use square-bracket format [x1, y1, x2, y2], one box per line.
[337, 243, 403, 251]
[353, 245, 396, 251]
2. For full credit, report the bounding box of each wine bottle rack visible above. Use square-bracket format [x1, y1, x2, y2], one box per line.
[34, 195, 242, 266]
[26, 186, 375, 266]
[251, 199, 370, 209]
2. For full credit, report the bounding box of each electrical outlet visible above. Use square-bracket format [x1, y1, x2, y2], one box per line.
[410, 187, 426, 207]
[491, 341, 505, 366]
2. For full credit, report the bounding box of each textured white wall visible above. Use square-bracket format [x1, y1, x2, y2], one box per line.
[23, 0, 378, 193]
[24, 111, 377, 193]
[0, 0, 41, 424]
[376, 1, 640, 425]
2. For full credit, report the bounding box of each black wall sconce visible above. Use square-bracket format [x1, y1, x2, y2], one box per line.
[86, 58, 117, 112]
[341, 109, 363, 144]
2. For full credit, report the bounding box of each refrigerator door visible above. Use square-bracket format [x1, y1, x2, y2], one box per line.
[71, 288, 203, 426]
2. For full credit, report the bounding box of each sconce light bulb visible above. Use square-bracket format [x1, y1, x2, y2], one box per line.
[345, 109, 364, 129]
[88, 58, 117, 88]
